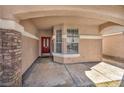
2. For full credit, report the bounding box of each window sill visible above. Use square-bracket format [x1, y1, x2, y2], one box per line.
[52, 52, 80, 58]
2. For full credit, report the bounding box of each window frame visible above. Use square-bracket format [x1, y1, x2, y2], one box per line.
[56, 29, 62, 53]
[67, 28, 79, 54]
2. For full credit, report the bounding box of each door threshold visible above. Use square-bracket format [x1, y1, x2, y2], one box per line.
[42, 53, 51, 57]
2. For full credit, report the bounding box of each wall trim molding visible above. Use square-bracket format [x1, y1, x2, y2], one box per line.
[102, 32, 123, 37]
[52, 52, 80, 58]
[22, 31, 39, 40]
[52, 35, 102, 40]
[0, 19, 39, 40]
[80, 35, 102, 39]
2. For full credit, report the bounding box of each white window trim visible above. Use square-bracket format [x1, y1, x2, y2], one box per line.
[52, 52, 80, 58]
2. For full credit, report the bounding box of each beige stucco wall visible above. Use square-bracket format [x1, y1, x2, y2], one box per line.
[53, 24, 102, 63]
[54, 39, 102, 63]
[79, 39, 102, 62]
[73, 24, 101, 62]
[65, 24, 100, 35]
[22, 36, 39, 74]
[0, 7, 2, 19]
[20, 20, 39, 74]
[20, 20, 39, 36]
[40, 29, 53, 37]
[103, 34, 124, 59]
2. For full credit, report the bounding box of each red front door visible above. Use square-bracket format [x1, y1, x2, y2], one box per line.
[41, 37, 50, 53]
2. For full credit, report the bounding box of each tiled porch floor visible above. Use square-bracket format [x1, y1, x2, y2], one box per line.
[23, 57, 124, 87]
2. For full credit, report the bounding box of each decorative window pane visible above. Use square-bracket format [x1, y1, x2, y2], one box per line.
[56, 43, 62, 53]
[67, 43, 78, 54]
[43, 39, 46, 47]
[56, 30, 62, 53]
[46, 39, 49, 47]
[67, 29, 79, 54]
[67, 37, 79, 43]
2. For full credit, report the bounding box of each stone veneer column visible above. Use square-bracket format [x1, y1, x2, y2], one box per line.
[0, 29, 22, 87]
[0, 31, 3, 85]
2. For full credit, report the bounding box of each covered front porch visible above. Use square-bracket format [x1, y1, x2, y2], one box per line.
[1, 6, 124, 87]
[23, 57, 124, 87]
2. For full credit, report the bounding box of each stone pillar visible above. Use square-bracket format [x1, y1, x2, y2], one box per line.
[0, 29, 22, 87]
[0, 31, 3, 85]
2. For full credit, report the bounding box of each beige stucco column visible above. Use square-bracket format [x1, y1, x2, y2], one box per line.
[53, 26, 56, 53]
[53, 24, 66, 53]
[62, 25, 67, 54]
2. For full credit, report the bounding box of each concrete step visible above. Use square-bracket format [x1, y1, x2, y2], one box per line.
[85, 62, 124, 86]
[85, 69, 122, 87]
[85, 69, 111, 84]
[91, 62, 124, 81]
[42, 53, 51, 56]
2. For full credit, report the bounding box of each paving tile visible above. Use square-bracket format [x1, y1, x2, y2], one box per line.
[23, 58, 124, 87]
[65, 63, 96, 87]
[23, 58, 74, 87]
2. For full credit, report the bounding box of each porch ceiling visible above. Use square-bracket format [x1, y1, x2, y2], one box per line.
[7, 5, 123, 32]
[1, 6, 124, 26]
[13, 6, 124, 26]
[27, 16, 107, 30]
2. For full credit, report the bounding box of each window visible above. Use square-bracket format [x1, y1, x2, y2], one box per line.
[67, 29, 79, 54]
[56, 30, 62, 53]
